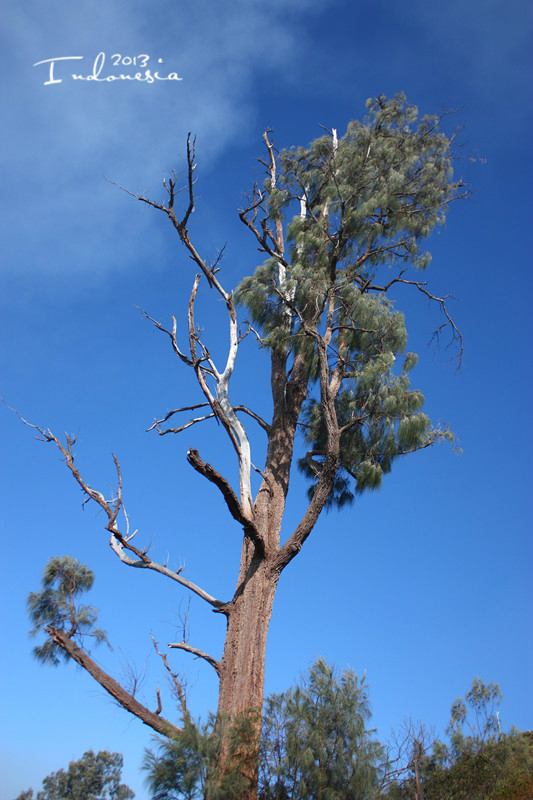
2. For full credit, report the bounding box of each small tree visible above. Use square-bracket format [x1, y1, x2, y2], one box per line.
[22, 93, 466, 797]
[143, 712, 259, 800]
[259, 659, 384, 799]
[446, 676, 503, 757]
[14, 749, 134, 800]
[27, 556, 108, 665]
[383, 679, 533, 800]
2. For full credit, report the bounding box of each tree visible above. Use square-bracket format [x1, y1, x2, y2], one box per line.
[14, 749, 134, 800]
[143, 659, 385, 800]
[381, 717, 437, 800]
[22, 93, 466, 797]
[258, 659, 384, 799]
[27, 556, 108, 666]
[143, 712, 259, 800]
[383, 678, 533, 800]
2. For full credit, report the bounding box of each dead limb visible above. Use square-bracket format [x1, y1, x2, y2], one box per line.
[187, 448, 265, 557]
[151, 633, 189, 715]
[10, 407, 227, 610]
[167, 639, 221, 677]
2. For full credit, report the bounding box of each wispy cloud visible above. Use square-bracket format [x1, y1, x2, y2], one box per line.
[1, 0, 325, 288]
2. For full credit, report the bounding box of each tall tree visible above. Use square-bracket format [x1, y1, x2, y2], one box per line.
[23, 94, 466, 797]
[14, 749, 134, 800]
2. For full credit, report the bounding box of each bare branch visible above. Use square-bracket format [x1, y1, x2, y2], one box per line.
[118, 651, 148, 699]
[233, 405, 271, 434]
[146, 403, 211, 432]
[186, 448, 265, 556]
[167, 639, 221, 677]
[185, 278, 256, 518]
[262, 130, 285, 255]
[150, 413, 215, 436]
[109, 152, 257, 517]
[364, 276, 464, 368]
[151, 633, 189, 714]
[138, 308, 194, 367]
[48, 626, 182, 738]
[155, 687, 163, 716]
[9, 407, 228, 610]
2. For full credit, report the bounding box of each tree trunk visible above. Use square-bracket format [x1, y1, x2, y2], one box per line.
[213, 531, 279, 798]
[213, 371, 299, 797]
[218, 549, 278, 718]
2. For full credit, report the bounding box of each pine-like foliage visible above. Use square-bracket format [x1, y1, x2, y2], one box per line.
[27, 556, 108, 664]
[143, 711, 259, 800]
[258, 659, 384, 799]
[237, 93, 463, 504]
[143, 661, 384, 800]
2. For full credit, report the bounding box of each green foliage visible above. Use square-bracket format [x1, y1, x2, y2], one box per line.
[27, 556, 108, 665]
[143, 710, 259, 800]
[438, 676, 504, 765]
[143, 669, 531, 800]
[384, 679, 533, 800]
[236, 94, 462, 507]
[421, 732, 533, 800]
[143, 660, 384, 800]
[259, 659, 385, 799]
[14, 750, 134, 800]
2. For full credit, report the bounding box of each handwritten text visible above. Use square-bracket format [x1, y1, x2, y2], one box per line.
[33, 53, 182, 85]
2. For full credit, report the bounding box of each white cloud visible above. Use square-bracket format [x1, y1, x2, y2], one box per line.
[1, 0, 325, 287]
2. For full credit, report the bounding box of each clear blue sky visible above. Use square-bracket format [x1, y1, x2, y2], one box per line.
[1, 1, 532, 797]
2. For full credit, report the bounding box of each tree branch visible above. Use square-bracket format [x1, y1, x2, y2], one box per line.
[363, 276, 464, 367]
[147, 402, 211, 432]
[149, 412, 215, 436]
[233, 405, 271, 434]
[151, 633, 189, 715]
[48, 626, 182, 738]
[186, 448, 265, 556]
[138, 308, 194, 368]
[167, 640, 221, 677]
[10, 408, 227, 610]
[110, 146, 257, 518]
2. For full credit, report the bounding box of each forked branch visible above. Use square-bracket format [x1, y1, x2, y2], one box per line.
[126, 149, 257, 518]
[151, 633, 189, 714]
[364, 275, 464, 368]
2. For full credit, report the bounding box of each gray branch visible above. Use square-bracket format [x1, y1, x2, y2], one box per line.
[168, 640, 221, 677]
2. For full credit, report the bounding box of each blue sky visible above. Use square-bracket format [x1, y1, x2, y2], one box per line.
[1, 0, 532, 797]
